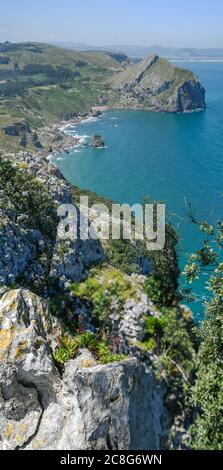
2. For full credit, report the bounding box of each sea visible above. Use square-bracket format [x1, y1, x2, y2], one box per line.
[52, 62, 223, 321]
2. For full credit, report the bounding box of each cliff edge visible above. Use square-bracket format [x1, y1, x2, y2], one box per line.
[110, 54, 206, 112]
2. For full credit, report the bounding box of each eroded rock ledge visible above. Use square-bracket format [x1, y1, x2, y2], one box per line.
[0, 289, 169, 450]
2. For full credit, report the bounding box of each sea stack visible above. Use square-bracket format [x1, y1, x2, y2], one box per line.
[92, 134, 105, 148]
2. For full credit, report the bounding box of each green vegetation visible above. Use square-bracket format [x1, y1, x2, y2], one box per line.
[0, 155, 57, 238]
[144, 275, 178, 307]
[53, 331, 126, 368]
[72, 186, 179, 286]
[139, 306, 195, 396]
[71, 266, 141, 323]
[0, 42, 124, 151]
[184, 220, 223, 449]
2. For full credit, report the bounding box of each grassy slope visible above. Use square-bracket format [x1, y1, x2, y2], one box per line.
[110, 56, 196, 88]
[0, 42, 124, 152]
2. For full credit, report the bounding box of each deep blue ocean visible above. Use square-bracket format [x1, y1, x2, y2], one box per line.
[53, 62, 223, 321]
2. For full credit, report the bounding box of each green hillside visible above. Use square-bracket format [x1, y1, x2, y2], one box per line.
[0, 42, 126, 152]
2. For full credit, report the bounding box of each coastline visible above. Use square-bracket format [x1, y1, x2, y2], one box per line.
[42, 101, 206, 159]
[170, 59, 223, 62]
[40, 106, 109, 157]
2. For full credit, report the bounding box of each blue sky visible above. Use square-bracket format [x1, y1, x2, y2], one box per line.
[1, 0, 223, 48]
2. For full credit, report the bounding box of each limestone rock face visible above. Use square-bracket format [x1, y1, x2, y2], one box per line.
[0, 367, 42, 450]
[25, 354, 169, 451]
[0, 289, 60, 385]
[50, 238, 105, 284]
[177, 80, 205, 112]
[110, 54, 206, 113]
[3, 121, 31, 137]
[0, 218, 44, 285]
[0, 290, 169, 450]
[0, 289, 61, 450]
[0, 152, 105, 287]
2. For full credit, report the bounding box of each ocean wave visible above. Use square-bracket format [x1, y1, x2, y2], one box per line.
[59, 123, 74, 131]
[65, 133, 91, 147]
[79, 116, 99, 124]
[65, 126, 77, 132]
[94, 145, 108, 149]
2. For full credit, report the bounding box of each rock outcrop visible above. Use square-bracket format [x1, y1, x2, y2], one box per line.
[92, 134, 105, 148]
[0, 289, 169, 450]
[110, 54, 205, 113]
[3, 121, 31, 137]
[0, 289, 61, 450]
[0, 152, 105, 287]
[0, 218, 46, 285]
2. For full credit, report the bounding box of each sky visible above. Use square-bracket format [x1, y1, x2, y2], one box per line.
[1, 0, 223, 48]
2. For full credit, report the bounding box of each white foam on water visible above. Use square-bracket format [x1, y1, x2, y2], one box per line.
[79, 116, 98, 124]
[65, 126, 77, 132]
[94, 145, 108, 149]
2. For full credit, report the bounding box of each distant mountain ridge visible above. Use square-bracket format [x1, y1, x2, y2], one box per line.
[52, 42, 223, 60]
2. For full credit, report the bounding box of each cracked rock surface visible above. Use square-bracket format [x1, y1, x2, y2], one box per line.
[0, 289, 169, 450]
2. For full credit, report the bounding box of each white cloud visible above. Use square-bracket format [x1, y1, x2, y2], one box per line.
[0, 28, 6, 33]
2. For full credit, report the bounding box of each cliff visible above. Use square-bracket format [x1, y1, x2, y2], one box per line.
[110, 54, 206, 112]
[0, 152, 195, 450]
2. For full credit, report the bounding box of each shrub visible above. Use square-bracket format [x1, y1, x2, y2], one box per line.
[140, 307, 195, 397]
[184, 220, 223, 449]
[71, 267, 140, 323]
[144, 275, 178, 307]
[53, 332, 126, 368]
[0, 156, 57, 239]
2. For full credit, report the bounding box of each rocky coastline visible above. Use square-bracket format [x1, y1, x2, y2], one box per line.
[35, 107, 107, 157]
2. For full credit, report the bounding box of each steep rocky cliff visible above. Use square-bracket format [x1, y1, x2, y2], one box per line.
[0, 152, 195, 450]
[110, 54, 206, 112]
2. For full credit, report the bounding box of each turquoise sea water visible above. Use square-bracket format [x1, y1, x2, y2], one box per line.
[53, 62, 223, 320]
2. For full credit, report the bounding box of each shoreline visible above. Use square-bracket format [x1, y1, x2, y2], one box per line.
[40, 106, 109, 157]
[170, 59, 223, 62]
[46, 103, 205, 158]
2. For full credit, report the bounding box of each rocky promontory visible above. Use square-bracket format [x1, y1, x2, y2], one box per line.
[110, 54, 206, 113]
